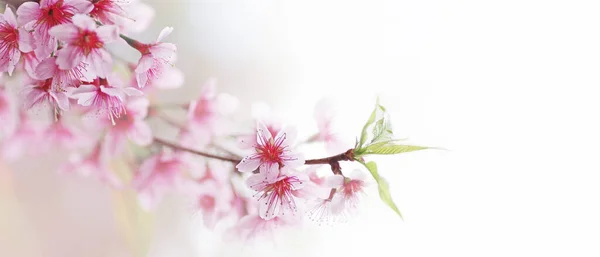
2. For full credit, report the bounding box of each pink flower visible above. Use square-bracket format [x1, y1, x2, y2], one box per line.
[17, 0, 94, 58]
[132, 151, 187, 210]
[313, 98, 347, 154]
[49, 14, 118, 78]
[312, 170, 369, 221]
[127, 27, 176, 88]
[0, 6, 33, 75]
[0, 87, 15, 136]
[103, 97, 152, 155]
[193, 180, 233, 228]
[42, 118, 90, 150]
[21, 51, 41, 79]
[226, 214, 294, 242]
[186, 79, 218, 145]
[35, 56, 94, 89]
[1, 112, 41, 161]
[246, 168, 308, 220]
[21, 78, 70, 116]
[119, 0, 154, 33]
[69, 76, 142, 125]
[236, 123, 304, 178]
[89, 0, 128, 26]
[60, 143, 121, 187]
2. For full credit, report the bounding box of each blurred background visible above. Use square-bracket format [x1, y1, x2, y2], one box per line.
[2, 0, 600, 256]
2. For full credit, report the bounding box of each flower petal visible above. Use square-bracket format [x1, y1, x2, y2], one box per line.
[236, 155, 261, 173]
[156, 26, 173, 42]
[16, 2, 40, 26]
[48, 23, 79, 42]
[55, 46, 83, 70]
[128, 120, 152, 146]
[96, 25, 119, 43]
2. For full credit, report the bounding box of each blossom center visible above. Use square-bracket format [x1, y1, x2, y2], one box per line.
[198, 195, 216, 211]
[256, 141, 284, 164]
[75, 30, 103, 55]
[40, 2, 72, 27]
[0, 24, 18, 47]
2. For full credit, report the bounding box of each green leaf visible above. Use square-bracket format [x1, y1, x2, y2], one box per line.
[360, 161, 403, 219]
[365, 144, 429, 155]
[358, 101, 379, 149]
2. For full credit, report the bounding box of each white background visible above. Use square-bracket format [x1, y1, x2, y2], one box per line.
[2, 0, 600, 256]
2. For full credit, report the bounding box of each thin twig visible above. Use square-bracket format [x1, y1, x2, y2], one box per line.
[153, 137, 240, 164]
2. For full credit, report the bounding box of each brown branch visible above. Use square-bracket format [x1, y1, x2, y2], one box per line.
[304, 149, 355, 165]
[153, 137, 355, 175]
[153, 137, 240, 164]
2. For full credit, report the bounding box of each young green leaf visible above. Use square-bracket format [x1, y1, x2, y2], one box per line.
[359, 102, 379, 149]
[360, 161, 403, 219]
[365, 144, 429, 155]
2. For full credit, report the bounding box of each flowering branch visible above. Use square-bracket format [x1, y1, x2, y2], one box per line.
[0, 0, 435, 242]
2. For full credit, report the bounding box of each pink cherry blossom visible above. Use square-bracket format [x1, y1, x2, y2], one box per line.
[127, 26, 176, 88]
[1, 112, 41, 161]
[0, 87, 15, 136]
[17, 0, 94, 58]
[89, 0, 128, 26]
[119, 0, 154, 33]
[0, 6, 33, 75]
[320, 170, 369, 219]
[236, 123, 304, 178]
[21, 51, 41, 79]
[193, 180, 234, 228]
[246, 167, 308, 220]
[42, 117, 90, 150]
[103, 97, 152, 155]
[132, 151, 187, 210]
[313, 98, 347, 154]
[21, 78, 70, 117]
[186, 79, 218, 146]
[35, 56, 94, 89]
[60, 142, 121, 187]
[49, 14, 118, 78]
[226, 214, 294, 242]
[69, 75, 142, 125]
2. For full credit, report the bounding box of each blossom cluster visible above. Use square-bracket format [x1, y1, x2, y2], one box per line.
[0, 0, 427, 241]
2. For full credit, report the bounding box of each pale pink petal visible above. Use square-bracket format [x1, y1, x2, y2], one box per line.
[123, 87, 143, 96]
[3, 7, 18, 27]
[7, 49, 20, 76]
[260, 163, 280, 182]
[126, 97, 149, 118]
[48, 23, 79, 42]
[16, 2, 40, 26]
[22, 52, 41, 79]
[256, 122, 273, 144]
[50, 91, 70, 111]
[156, 26, 173, 42]
[128, 120, 152, 146]
[99, 86, 124, 100]
[56, 46, 83, 70]
[17, 28, 34, 53]
[149, 43, 176, 60]
[34, 57, 58, 80]
[96, 25, 119, 43]
[325, 174, 344, 188]
[65, 0, 94, 14]
[281, 152, 304, 169]
[41, 0, 60, 8]
[89, 49, 112, 78]
[236, 156, 260, 173]
[71, 14, 96, 30]
[151, 67, 183, 89]
[121, 1, 154, 33]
